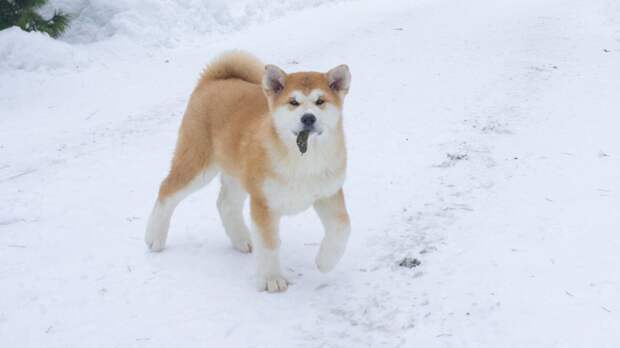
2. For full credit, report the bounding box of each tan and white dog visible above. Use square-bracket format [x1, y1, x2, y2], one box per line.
[145, 51, 351, 292]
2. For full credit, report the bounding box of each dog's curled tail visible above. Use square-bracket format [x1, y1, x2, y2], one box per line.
[199, 51, 264, 85]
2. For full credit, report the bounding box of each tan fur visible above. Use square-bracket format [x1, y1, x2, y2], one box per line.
[198, 51, 264, 85]
[149, 51, 351, 291]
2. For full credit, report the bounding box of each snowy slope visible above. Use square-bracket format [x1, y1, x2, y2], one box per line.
[1, 0, 620, 347]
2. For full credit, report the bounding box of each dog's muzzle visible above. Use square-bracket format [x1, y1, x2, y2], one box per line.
[301, 113, 316, 128]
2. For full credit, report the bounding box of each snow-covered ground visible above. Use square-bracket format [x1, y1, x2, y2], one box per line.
[1, 0, 619, 346]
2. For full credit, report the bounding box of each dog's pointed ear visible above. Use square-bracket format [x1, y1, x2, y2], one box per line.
[327, 64, 351, 95]
[263, 64, 286, 95]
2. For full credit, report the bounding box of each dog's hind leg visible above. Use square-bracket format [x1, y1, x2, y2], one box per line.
[145, 167, 217, 251]
[145, 122, 217, 252]
[217, 174, 252, 253]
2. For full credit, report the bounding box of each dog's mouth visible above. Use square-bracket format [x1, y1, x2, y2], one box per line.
[293, 127, 322, 154]
[292, 126, 323, 137]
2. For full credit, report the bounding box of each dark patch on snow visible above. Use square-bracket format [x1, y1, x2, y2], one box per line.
[0, 168, 37, 182]
[398, 257, 421, 268]
[447, 153, 468, 161]
[0, 218, 26, 226]
[435, 153, 469, 168]
[420, 246, 437, 254]
[6, 244, 27, 248]
[315, 283, 329, 291]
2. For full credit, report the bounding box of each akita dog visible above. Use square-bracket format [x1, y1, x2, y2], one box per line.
[145, 51, 351, 292]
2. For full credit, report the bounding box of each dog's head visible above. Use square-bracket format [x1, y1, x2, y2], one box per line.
[262, 64, 351, 144]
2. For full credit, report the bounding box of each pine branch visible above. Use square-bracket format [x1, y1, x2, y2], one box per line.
[0, 1, 20, 30]
[15, 0, 48, 10]
[39, 10, 70, 38]
[0, 0, 71, 38]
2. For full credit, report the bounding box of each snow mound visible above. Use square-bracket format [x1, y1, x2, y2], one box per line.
[43, 0, 231, 44]
[0, 27, 88, 72]
[45, 0, 339, 44]
[1, 0, 341, 72]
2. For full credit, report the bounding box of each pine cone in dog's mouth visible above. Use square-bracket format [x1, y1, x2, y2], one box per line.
[296, 130, 310, 154]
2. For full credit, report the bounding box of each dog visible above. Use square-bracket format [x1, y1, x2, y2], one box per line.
[145, 51, 352, 292]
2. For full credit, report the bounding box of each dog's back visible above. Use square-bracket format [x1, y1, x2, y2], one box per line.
[192, 51, 268, 126]
[180, 52, 271, 176]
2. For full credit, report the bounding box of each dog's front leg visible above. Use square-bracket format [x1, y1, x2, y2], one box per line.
[251, 198, 287, 292]
[314, 189, 351, 273]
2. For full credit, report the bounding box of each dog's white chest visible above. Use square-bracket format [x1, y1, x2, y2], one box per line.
[263, 171, 344, 215]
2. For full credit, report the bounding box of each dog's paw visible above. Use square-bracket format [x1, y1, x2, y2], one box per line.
[231, 237, 252, 254]
[145, 236, 166, 252]
[145, 228, 167, 252]
[315, 244, 346, 273]
[256, 274, 289, 293]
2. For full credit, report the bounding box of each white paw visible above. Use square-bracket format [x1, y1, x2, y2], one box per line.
[145, 225, 167, 252]
[145, 234, 166, 252]
[232, 238, 253, 253]
[316, 244, 346, 273]
[256, 274, 289, 293]
[145, 203, 171, 252]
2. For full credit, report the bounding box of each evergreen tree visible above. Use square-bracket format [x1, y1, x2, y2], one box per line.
[0, 0, 70, 38]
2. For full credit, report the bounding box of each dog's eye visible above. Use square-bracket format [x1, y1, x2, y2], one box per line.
[315, 98, 325, 106]
[289, 99, 300, 106]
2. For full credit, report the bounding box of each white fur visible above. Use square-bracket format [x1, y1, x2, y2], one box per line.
[314, 199, 351, 273]
[254, 246, 288, 292]
[217, 174, 253, 253]
[262, 170, 344, 215]
[263, 126, 346, 215]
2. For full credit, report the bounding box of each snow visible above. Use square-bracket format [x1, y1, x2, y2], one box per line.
[1, 0, 620, 346]
[0, 27, 87, 71]
[1, 0, 343, 72]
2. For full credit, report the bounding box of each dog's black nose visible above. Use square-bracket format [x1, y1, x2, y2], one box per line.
[301, 113, 316, 127]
